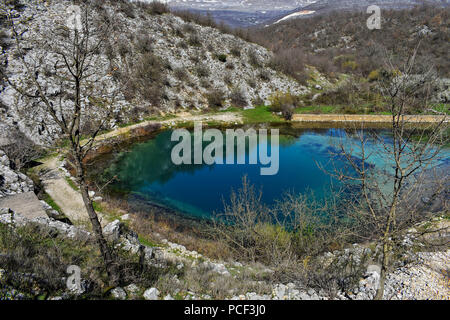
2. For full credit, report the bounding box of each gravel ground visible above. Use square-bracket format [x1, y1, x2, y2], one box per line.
[383, 250, 449, 300]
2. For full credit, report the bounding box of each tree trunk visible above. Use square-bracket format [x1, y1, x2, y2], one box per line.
[374, 241, 389, 300]
[74, 156, 120, 286]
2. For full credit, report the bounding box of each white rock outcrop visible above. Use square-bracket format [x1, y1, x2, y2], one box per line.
[0, 150, 34, 197]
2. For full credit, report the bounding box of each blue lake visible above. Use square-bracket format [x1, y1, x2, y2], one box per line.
[101, 127, 449, 219]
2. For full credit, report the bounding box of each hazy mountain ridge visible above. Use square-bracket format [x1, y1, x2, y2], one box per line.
[134, 0, 318, 27]
[300, 0, 449, 15]
[136, 0, 317, 12]
[143, 0, 450, 27]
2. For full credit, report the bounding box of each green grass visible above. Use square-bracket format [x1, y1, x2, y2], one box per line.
[241, 105, 283, 123]
[138, 235, 159, 248]
[295, 105, 338, 114]
[92, 201, 104, 213]
[42, 193, 63, 214]
[64, 176, 79, 191]
[429, 103, 449, 115]
[144, 114, 177, 122]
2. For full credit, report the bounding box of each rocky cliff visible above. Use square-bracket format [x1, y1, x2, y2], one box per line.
[0, 0, 307, 145]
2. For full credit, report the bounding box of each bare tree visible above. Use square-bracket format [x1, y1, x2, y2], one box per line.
[1, 3, 121, 285]
[326, 46, 448, 299]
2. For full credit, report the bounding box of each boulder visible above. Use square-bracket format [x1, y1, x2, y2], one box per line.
[124, 284, 140, 299]
[111, 287, 127, 300]
[143, 288, 159, 300]
[0, 150, 34, 197]
[103, 220, 122, 241]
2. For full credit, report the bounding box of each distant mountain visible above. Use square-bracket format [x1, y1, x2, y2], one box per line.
[272, 0, 450, 24]
[137, 1, 317, 12]
[134, 0, 318, 27]
[135, 0, 450, 27]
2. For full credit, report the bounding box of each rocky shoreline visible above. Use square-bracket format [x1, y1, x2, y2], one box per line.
[0, 202, 448, 300]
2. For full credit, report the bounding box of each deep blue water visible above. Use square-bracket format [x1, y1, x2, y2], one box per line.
[101, 127, 449, 219]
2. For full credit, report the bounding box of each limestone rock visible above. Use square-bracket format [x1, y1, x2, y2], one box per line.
[143, 288, 160, 300]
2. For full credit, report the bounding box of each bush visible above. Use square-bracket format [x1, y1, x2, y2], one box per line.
[136, 35, 153, 54]
[0, 223, 101, 298]
[119, 2, 136, 19]
[143, 1, 169, 15]
[206, 89, 225, 109]
[177, 40, 188, 49]
[2, 129, 43, 170]
[187, 34, 202, 47]
[268, 92, 298, 112]
[368, 69, 380, 82]
[216, 54, 227, 63]
[0, 221, 173, 299]
[223, 73, 233, 86]
[123, 53, 166, 106]
[229, 87, 248, 108]
[259, 70, 271, 82]
[268, 48, 308, 83]
[247, 78, 257, 89]
[252, 96, 264, 107]
[195, 64, 210, 78]
[173, 27, 185, 38]
[230, 44, 241, 57]
[248, 49, 262, 68]
[212, 177, 348, 266]
[0, 31, 9, 50]
[174, 68, 189, 81]
[225, 62, 235, 70]
[182, 23, 196, 34]
[282, 104, 294, 121]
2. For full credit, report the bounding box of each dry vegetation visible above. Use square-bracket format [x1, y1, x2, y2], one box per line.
[248, 5, 450, 79]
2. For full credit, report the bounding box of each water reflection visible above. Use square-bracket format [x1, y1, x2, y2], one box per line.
[100, 127, 448, 219]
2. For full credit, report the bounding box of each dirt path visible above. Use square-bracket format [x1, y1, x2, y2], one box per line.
[292, 114, 447, 123]
[94, 112, 243, 143]
[36, 156, 108, 226]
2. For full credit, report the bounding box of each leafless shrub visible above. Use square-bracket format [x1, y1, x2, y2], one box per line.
[225, 62, 235, 70]
[248, 49, 262, 68]
[259, 70, 271, 82]
[174, 67, 189, 81]
[324, 46, 448, 299]
[247, 78, 257, 89]
[119, 2, 136, 19]
[223, 72, 233, 86]
[140, 1, 170, 16]
[136, 34, 153, 54]
[230, 44, 241, 57]
[2, 129, 43, 171]
[195, 64, 210, 78]
[206, 89, 225, 109]
[229, 87, 247, 107]
[182, 23, 196, 34]
[213, 177, 347, 267]
[187, 33, 202, 47]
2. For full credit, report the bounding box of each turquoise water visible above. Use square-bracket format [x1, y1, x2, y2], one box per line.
[101, 127, 449, 219]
